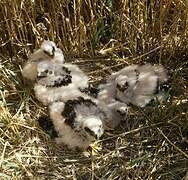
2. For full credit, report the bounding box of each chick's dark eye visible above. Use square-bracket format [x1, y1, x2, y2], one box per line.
[116, 82, 128, 92]
[44, 70, 48, 73]
[116, 84, 121, 89]
[52, 46, 55, 54]
[117, 109, 126, 116]
[124, 82, 128, 88]
[84, 127, 95, 137]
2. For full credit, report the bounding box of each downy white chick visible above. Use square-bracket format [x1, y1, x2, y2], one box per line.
[22, 40, 64, 81]
[34, 60, 89, 106]
[49, 96, 105, 150]
[108, 64, 168, 107]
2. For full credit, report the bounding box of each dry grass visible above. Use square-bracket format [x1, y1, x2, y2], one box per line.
[0, 0, 188, 179]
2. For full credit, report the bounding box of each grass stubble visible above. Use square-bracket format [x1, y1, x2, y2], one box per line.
[0, 0, 187, 179]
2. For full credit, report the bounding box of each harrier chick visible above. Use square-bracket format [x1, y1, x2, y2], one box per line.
[22, 40, 64, 81]
[34, 60, 89, 106]
[49, 96, 105, 150]
[107, 64, 168, 107]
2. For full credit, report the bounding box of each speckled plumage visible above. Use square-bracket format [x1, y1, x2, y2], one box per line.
[34, 60, 89, 106]
[22, 43, 170, 150]
[49, 96, 105, 150]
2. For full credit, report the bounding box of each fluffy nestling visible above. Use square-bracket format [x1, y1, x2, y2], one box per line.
[97, 64, 168, 128]
[49, 96, 105, 150]
[104, 64, 168, 107]
[34, 60, 89, 106]
[22, 40, 64, 81]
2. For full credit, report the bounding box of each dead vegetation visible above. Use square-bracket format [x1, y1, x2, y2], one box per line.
[0, 0, 187, 179]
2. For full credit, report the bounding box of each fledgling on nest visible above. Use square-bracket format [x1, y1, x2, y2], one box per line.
[104, 64, 169, 107]
[34, 60, 89, 106]
[22, 40, 64, 81]
[49, 96, 105, 150]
